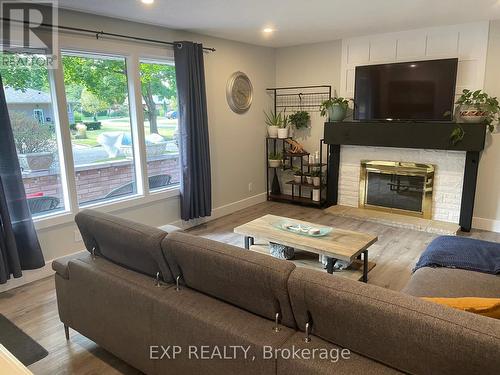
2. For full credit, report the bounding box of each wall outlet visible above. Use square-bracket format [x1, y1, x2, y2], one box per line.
[74, 230, 83, 242]
[248, 182, 253, 192]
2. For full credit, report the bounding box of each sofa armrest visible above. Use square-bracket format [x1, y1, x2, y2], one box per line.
[52, 251, 88, 279]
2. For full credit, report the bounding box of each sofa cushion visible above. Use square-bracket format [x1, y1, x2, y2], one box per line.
[277, 332, 402, 375]
[402, 267, 500, 297]
[62, 257, 174, 374]
[52, 251, 88, 279]
[422, 297, 500, 319]
[151, 286, 296, 375]
[288, 267, 500, 375]
[162, 231, 297, 328]
[75, 209, 173, 282]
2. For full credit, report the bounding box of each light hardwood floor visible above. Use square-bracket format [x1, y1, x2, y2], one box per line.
[1, 201, 499, 374]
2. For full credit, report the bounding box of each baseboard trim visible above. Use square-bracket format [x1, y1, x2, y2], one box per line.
[168, 192, 267, 229]
[472, 216, 500, 233]
[0, 250, 86, 293]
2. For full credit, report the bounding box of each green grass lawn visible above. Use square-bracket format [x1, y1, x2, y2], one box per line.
[72, 117, 178, 147]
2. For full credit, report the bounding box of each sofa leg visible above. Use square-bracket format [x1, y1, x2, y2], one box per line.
[64, 324, 70, 341]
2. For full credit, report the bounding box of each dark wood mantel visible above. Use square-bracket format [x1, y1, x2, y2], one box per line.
[324, 121, 487, 232]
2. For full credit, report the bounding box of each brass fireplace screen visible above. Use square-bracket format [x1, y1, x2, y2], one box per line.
[359, 161, 435, 219]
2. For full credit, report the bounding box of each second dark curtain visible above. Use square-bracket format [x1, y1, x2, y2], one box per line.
[174, 41, 212, 221]
[0, 74, 45, 284]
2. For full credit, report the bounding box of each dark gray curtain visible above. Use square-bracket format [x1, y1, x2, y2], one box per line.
[0, 74, 44, 284]
[174, 41, 212, 220]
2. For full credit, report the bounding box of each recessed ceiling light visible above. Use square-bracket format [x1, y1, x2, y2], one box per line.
[141, 0, 154, 4]
[263, 28, 275, 33]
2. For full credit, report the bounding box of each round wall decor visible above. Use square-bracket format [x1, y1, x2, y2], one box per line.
[226, 71, 253, 114]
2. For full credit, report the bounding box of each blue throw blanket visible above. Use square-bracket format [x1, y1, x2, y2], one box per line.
[414, 236, 500, 275]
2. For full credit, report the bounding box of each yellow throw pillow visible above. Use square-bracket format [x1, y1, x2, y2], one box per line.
[422, 297, 500, 319]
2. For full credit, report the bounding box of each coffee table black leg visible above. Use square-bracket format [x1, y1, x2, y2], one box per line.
[326, 257, 337, 274]
[244, 236, 254, 250]
[362, 250, 368, 283]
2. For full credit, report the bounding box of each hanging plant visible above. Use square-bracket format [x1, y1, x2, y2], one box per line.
[289, 111, 310, 129]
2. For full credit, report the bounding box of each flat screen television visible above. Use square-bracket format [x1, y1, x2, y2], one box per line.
[354, 58, 458, 121]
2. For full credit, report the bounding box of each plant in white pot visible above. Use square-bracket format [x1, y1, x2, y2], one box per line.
[305, 173, 313, 185]
[293, 168, 303, 183]
[277, 113, 290, 139]
[451, 89, 499, 144]
[320, 97, 352, 122]
[268, 152, 282, 168]
[264, 110, 281, 138]
[11, 111, 56, 172]
[311, 170, 322, 187]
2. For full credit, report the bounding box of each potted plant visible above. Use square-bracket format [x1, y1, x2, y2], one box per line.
[293, 168, 303, 183]
[264, 110, 282, 138]
[451, 89, 499, 144]
[268, 152, 282, 168]
[320, 97, 351, 122]
[305, 173, 313, 185]
[310, 170, 322, 187]
[277, 114, 290, 139]
[289, 111, 310, 130]
[11, 112, 55, 172]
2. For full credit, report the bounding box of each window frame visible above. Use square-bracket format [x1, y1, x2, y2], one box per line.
[5, 33, 181, 229]
[138, 57, 179, 193]
[0, 49, 72, 219]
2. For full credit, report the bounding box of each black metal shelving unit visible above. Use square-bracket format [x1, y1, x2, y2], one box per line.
[266, 85, 332, 114]
[266, 138, 328, 208]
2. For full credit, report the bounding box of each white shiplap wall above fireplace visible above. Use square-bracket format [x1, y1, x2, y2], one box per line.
[337, 22, 489, 224]
[339, 21, 490, 99]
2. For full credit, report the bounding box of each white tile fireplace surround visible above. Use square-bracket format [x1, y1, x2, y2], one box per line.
[338, 146, 466, 223]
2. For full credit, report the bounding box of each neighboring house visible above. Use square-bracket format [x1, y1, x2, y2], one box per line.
[4, 86, 74, 124]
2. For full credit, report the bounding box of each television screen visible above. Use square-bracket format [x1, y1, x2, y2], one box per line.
[354, 58, 458, 121]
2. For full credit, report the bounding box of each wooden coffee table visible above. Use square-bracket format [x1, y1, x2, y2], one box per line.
[234, 214, 378, 282]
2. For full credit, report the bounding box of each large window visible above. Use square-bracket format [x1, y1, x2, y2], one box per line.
[1, 53, 66, 217]
[139, 60, 180, 191]
[1, 43, 181, 222]
[62, 52, 137, 205]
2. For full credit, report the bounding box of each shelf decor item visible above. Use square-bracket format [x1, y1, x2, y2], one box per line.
[274, 220, 332, 237]
[264, 110, 284, 138]
[320, 97, 352, 122]
[311, 170, 322, 187]
[226, 71, 253, 114]
[269, 242, 295, 260]
[268, 152, 282, 168]
[289, 110, 310, 130]
[293, 169, 303, 183]
[312, 188, 321, 202]
[451, 89, 499, 144]
[277, 114, 290, 139]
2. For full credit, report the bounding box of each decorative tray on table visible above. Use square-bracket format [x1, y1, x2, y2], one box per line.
[273, 220, 332, 237]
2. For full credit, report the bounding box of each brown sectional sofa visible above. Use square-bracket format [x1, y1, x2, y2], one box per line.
[53, 210, 500, 374]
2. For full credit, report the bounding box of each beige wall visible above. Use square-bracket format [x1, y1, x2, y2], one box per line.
[32, 9, 275, 264]
[474, 20, 500, 231]
[275, 41, 342, 155]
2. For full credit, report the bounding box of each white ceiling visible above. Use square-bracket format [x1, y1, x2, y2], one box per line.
[58, 0, 500, 47]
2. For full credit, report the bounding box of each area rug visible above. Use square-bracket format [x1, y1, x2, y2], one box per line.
[0, 313, 48, 366]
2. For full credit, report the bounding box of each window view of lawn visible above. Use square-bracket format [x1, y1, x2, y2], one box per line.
[1, 51, 180, 214]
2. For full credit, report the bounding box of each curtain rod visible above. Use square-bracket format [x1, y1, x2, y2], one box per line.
[1, 18, 216, 52]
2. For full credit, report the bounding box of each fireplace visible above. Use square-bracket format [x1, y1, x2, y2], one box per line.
[359, 161, 435, 219]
